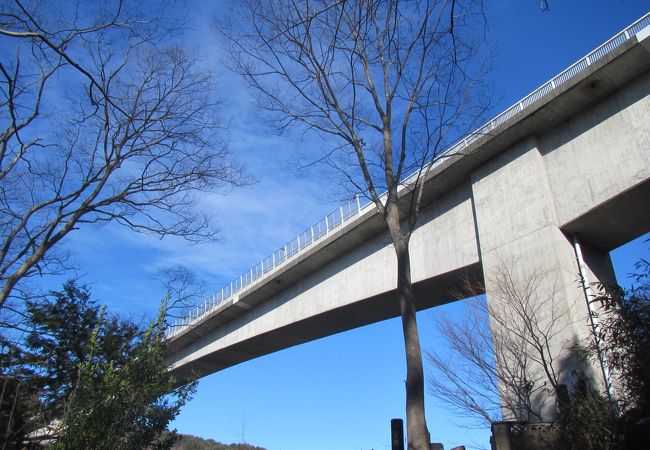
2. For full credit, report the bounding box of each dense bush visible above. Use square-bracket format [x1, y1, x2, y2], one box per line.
[0, 281, 196, 449]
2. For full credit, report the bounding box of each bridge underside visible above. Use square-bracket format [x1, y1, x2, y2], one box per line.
[170, 262, 483, 380]
[168, 173, 649, 383]
[563, 179, 650, 251]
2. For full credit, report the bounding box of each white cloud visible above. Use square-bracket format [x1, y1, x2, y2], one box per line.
[52, 0, 358, 314]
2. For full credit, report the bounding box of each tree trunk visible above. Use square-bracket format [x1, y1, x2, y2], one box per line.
[396, 241, 430, 450]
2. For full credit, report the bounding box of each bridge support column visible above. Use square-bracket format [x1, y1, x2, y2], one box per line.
[470, 136, 616, 421]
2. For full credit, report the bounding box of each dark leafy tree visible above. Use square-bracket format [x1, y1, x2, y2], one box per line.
[556, 371, 621, 450]
[0, 335, 42, 449]
[0, 281, 196, 449]
[53, 304, 195, 450]
[589, 251, 650, 426]
[24, 281, 139, 416]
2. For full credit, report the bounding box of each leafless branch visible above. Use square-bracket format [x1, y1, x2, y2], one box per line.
[0, 1, 246, 309]
[428, 265, 578, 426]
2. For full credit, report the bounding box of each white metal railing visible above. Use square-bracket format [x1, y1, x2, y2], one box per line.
[165, 12, 650, 340]
[165, 195, 370, 338]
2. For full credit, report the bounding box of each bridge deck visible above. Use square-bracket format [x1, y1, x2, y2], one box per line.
[165, 16, 650, 380]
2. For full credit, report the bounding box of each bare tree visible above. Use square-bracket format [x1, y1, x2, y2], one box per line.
[222, 1, 489, 447]
[0, 0, 245, 309]
[426, 266, 581, 426]
[153, 265, 207, 323]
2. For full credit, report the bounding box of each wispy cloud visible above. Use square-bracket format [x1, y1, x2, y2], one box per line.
[51, 1, 352, 314]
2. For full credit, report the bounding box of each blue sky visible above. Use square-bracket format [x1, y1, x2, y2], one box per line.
[40, 1, 650, 449]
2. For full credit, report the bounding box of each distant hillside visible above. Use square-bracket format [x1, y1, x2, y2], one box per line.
[172, 434, 267, 450]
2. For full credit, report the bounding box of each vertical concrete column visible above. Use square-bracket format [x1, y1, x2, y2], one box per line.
[470, 136, 615, 421]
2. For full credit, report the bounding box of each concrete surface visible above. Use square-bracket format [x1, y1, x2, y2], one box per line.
[165, 24, 650, 420]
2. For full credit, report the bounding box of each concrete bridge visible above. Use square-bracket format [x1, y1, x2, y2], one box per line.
[166, 15, 650, 414]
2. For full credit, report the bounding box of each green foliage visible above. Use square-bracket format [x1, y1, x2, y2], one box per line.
[24, 282, 139, 415]
[0, 281, 196, 449]
[0, 333, 42, 448]
[590, 255, 650, 423]
[171, 434, 267, 450]
[557, 373, 622, 450]
[0, 373, 41, 449]
[560, 247, 650, 449]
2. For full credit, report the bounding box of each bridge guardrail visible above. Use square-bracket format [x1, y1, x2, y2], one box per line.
[165, 11, 650, 340]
